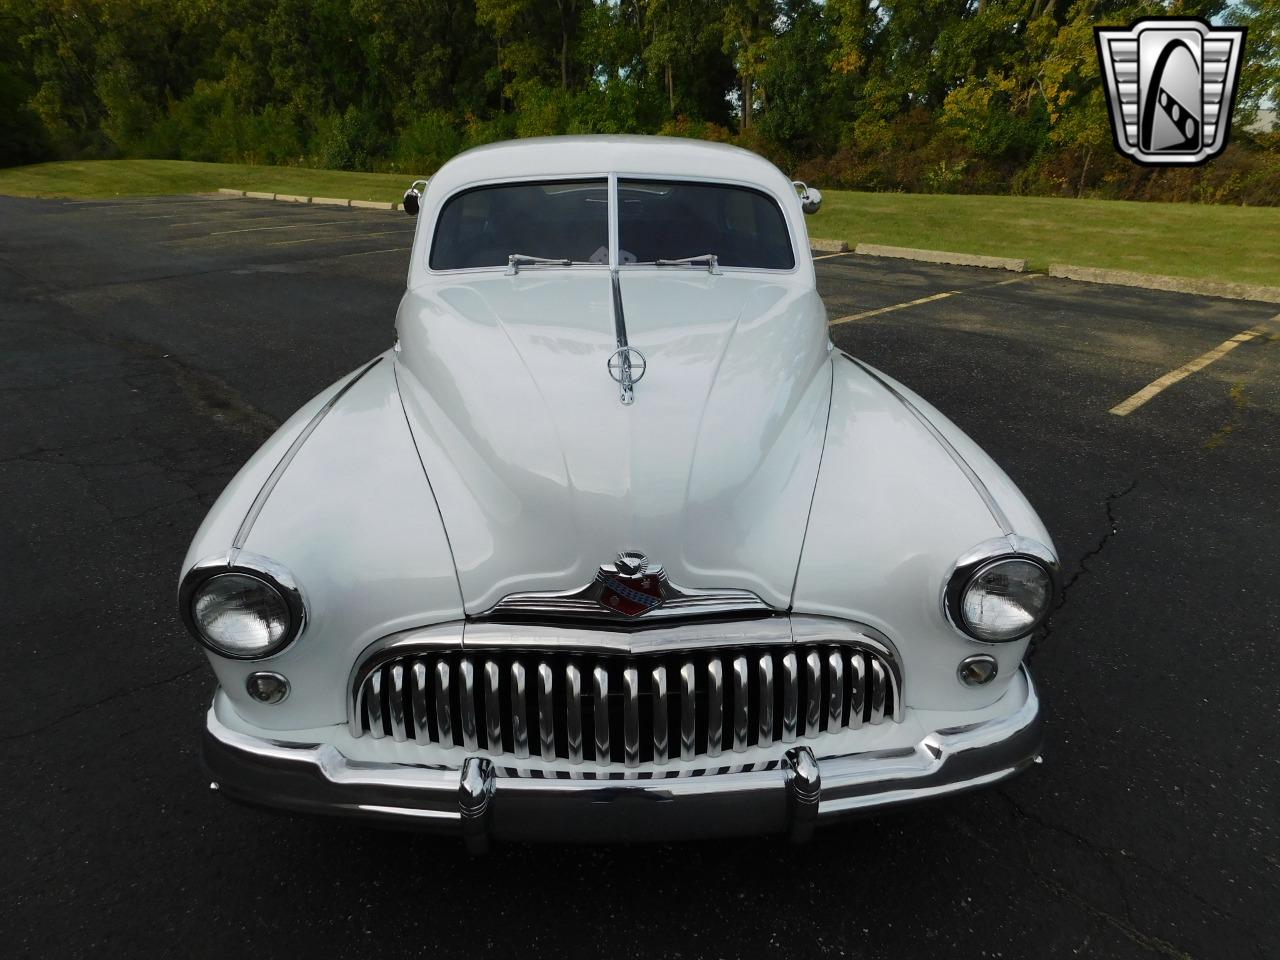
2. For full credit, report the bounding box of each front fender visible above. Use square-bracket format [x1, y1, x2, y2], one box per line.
[180, 352, 463, 729]
[792, 354, 1055, 712]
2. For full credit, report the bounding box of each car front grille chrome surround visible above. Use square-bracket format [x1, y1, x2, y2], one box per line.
[349, 630, 902, 768]
[481, 552, 774, 624]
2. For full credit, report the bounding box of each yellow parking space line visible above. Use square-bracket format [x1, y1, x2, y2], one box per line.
[830, 291, 958, 325]
[812, 251, 854, 261]
[828, 274, 1039, 326]
[269, 229, 408, 246]
[1109, 315, 1280, 416]
[330, 246, 410, 259]
[203, 219, 352, 236]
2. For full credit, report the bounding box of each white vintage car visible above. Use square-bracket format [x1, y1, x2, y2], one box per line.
[183, 136, 1057, 849]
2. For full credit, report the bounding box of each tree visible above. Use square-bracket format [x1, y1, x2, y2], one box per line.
[721, 0, 776, 132]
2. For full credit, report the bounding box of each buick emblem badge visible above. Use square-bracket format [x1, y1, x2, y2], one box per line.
[598, 551, 665, 617]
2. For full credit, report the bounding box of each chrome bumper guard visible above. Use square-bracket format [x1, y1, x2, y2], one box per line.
[204, 667, 1042, 849]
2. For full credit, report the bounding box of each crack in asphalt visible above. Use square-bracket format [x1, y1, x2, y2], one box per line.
[1029, 478, 1139, 659]
[948, 808, 1198, 960]
[0, 664, 205, 743]
[994, 789, 1251, 931]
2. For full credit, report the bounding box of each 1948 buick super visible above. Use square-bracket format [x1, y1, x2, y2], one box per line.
[183, 135, 1057, 849]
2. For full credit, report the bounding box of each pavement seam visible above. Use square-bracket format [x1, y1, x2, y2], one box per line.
[0, 664, 205, 743]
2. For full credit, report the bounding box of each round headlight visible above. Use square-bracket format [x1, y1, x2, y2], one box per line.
[959, 558, 1052, 642]
[191, 573, 292, 658]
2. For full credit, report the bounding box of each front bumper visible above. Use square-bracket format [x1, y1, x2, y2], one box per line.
[204, 666, 1042, 847]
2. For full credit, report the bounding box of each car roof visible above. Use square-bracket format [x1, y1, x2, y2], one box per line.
[426, 135, 796, 199]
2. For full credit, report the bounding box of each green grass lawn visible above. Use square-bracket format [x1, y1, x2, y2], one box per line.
[811, 191, 1280, 286]
[0, 159, 407, 204]
[2, 159, 1277, 286]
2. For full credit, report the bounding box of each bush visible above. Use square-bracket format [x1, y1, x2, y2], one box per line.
[393, 110, 463, 175]
[0, 62, 48, 166]
[311, 106, 383, 171]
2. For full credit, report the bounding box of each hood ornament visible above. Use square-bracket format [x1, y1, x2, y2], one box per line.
[609, 271, 645, 405]
[607, 347, 646, 404]
[481, 551, 772, 623]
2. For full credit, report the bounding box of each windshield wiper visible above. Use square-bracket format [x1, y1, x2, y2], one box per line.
[506, 253, 574, 275]
[647, 253, 721, 275]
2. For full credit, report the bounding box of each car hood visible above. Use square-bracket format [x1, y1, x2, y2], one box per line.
[393, 271, 833, 613]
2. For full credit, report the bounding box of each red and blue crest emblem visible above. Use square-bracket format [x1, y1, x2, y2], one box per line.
[596, 551, 667, 617]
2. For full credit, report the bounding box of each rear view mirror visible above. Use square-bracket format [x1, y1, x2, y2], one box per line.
[792, 180, 823, 215]
[402, 179, 429, 217]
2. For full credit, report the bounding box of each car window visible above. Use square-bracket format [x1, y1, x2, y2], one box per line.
[430, 179, 609, 270]
[618, 180, 795, 270]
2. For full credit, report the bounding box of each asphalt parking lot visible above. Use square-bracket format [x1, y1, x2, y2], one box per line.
[2, 194, 1277, 960]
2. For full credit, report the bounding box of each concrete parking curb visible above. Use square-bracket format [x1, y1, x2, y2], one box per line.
[854, 243, 1028, 273]
[219, 188, 400, 211]
[810, 238, 849, 253]
[1047, 264, 1280, 305]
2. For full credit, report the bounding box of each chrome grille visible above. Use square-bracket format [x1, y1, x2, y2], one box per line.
[351, 643, 900, 766]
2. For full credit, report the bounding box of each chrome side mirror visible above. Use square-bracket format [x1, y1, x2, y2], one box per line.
[402, 179, 429, 217]
[793, 181, 823, 215]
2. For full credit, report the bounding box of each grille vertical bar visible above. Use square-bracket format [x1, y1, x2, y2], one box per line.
[537, 662, 555, 761]
[483, 660, 502, 755]
[459, 658, 478, 750]
[804, 650, 822, 738]
[354, 641, 901, 765]
[388, 664, 407, 742]
[679, 661, 696, 760]
[757, 653, 774, 749]
[731, 656, 749, 753]
[848, 652, 865, 730]
[565, 662, 584, 764]
[826, 649, 844, 731]
[707, 656, 724, 758]
[593, 664, 610, 764]
[434, 660, 453, 748]
[869, 658, 887, 725]
[365, 669, 385, 740]
[652, 663, 669, 765]
[511, 660, 529, 758]
[781, 651, 798, 743]
[623, 666, 641, 767]
[411, 661, 429, 741]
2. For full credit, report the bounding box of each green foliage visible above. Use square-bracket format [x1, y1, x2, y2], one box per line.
[0, 0, 1276, 202]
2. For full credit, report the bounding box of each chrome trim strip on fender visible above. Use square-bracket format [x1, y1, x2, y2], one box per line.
[841, 353, 1013, 536]
[232, 357, 383, 553]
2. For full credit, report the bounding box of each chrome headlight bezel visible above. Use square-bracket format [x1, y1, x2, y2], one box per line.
[179, 553, 307, 660]
[942, 537, 1059, 643]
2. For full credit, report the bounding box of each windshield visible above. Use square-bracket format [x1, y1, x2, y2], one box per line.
[618, 179, 794, 270]
[429, 179, 609, 270]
